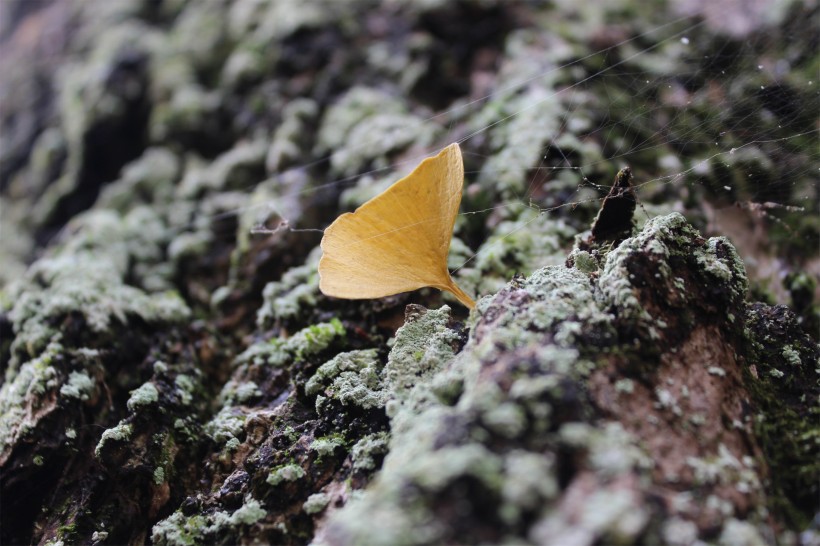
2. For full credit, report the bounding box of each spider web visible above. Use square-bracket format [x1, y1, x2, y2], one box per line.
[245, 1, 818, 306]
[2, 0, 817, 310]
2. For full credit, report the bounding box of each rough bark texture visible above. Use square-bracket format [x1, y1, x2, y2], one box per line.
[0, 1, 817, 545]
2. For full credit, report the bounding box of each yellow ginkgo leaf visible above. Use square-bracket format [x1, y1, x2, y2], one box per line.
[318, 143, 476, 309]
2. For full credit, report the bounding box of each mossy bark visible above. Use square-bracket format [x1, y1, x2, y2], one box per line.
[0, 1, 817, 545]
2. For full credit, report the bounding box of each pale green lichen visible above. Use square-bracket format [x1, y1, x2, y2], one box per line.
[662, 517, 699, 546]
[499, 450, 558, 524]
[718, 518, 767, 546]
[473, 71, 592, 200]
[152, 495, 267, 546]
[303, 493, 330, 515]
[6, 208, 190, 366]
[266, 98, 318, 171]
[781, 346, 801, 367]
[95, 422, 133, 457]
[457, 207, 576, 298]
[561, 422, 649, 476]
[234, 318, 345, 369]
[151, 512, 208, 546]
[310, 436, 344, 457]
[204, 407, 247, 444]
[306, 349, 387, 413]
[233, 382, 262, 404]
[257, 248, 321, 326]
[614, 378, 635, 394]
[322, 218, 692, 543]
[571, 249, 599, 273]
[481, 402, 528, 439]
[127, 382, 159, 412]
[266, 463, 305, 486]
[229, 0, 335, 45]
[174, 374, 195, 406]
[530, 486, 648, 545]
[59, 371, 96, 401]
[96, 148, 181, 212]
[230, 498, 267, 525]
[383, 306, 461, 396]
[0, 341, 63, 452]
[350, 432, 390, 472]
[153, 466, 166, 485]
[316, 86, 439, 176]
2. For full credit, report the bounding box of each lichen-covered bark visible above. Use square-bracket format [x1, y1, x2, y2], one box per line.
[0, 1, 817, 545]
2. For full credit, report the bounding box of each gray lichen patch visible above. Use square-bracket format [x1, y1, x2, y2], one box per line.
[5, 208, 190, 367]
[234, 319, 346, 375]
[0, 341, 63, 457]
[257, 248, 323, 328]
[316, 213, 786, 545]
[742, 303, 820, 528]
[152, 495, 267, 546]
[456, 205, 578, 298]
[94, 422, 134, 458]
[306, 349, 387, 413]
[126, 382, 159, 412]
[59, 371, 95, 401]
[316, 86, 440, 177]
[266, 463, 306, 486]
[3, 0, 817, 543]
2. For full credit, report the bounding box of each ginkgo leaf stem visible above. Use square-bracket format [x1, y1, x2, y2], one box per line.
[441, 279, 476, 309]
